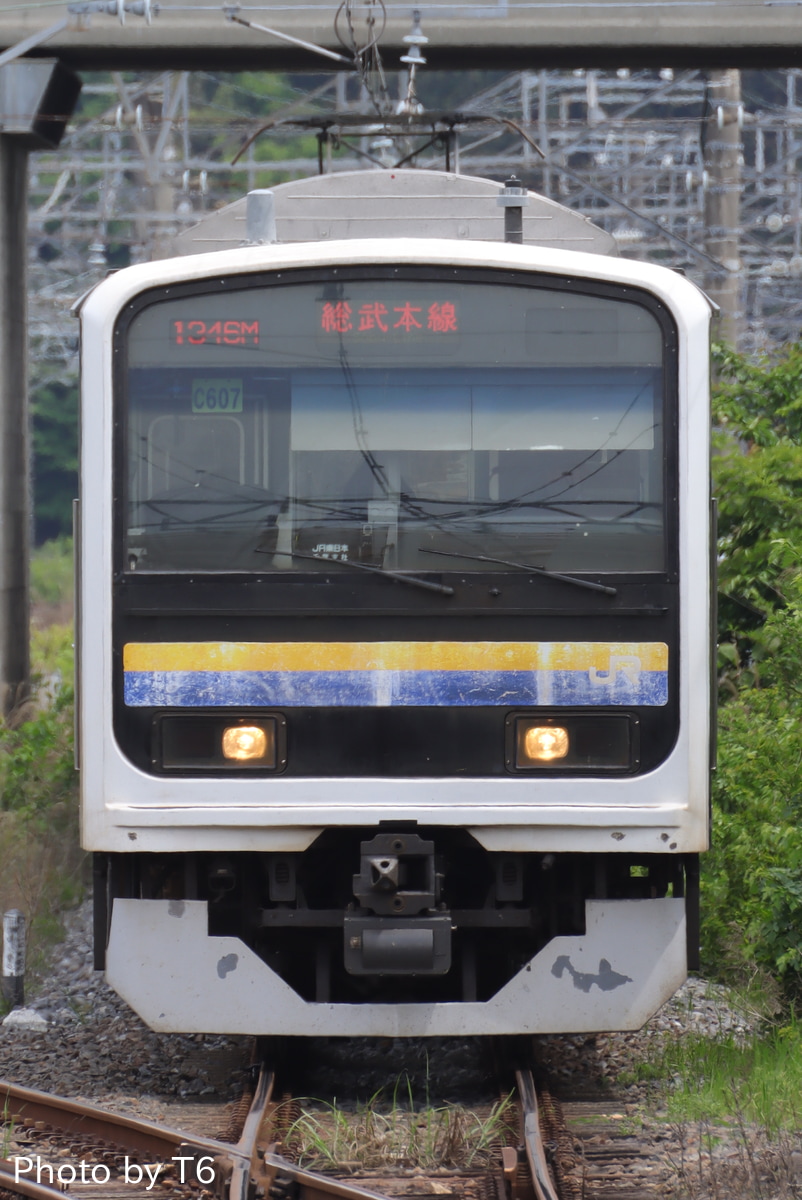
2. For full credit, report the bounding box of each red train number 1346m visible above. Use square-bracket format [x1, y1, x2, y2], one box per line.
[172, 319, 259, 346]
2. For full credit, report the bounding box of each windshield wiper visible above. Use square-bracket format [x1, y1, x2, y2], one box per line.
[257, 549, 454, 596]
[418, 547, 617, 596]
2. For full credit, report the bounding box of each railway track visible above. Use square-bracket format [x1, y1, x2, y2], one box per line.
[0, 1055, 670, 1200]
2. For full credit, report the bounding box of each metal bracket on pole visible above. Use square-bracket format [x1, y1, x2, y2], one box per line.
[226, 10, 353, 64]
[0, 1, 158, 70]
[0, 20, 69, 70]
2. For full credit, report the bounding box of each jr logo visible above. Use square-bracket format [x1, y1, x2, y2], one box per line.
[588, 655, 642, 688]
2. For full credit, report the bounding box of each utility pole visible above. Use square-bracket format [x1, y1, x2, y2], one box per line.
[0, 60, 79, 717]
[703, 69, 743, 347]
[0, 131, 30, 718]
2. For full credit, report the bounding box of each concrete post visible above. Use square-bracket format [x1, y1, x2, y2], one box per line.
[704, 69, 743, 348]
[1, 908, 25, 1008]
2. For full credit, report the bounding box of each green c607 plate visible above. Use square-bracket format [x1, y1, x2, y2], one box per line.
[191, 379, 243, 413]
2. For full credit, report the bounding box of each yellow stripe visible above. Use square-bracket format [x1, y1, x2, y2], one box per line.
[124, 641, 668, 673]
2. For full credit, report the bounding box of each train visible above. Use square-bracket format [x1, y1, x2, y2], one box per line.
[77, 168, 712, 1036]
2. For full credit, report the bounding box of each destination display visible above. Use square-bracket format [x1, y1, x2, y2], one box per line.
[172, 319, 259, 346]
[319, 299, 458, 335]
[126, 274, 663, 370]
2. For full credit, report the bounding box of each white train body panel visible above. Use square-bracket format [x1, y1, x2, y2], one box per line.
[79, 197, 711, 1035]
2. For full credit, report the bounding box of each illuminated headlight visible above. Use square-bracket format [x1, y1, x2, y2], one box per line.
[222, 724, 269, 761]
[157, 714, 286, 771]
[522, 725, 569, 762]
[507, 714, 636, 772]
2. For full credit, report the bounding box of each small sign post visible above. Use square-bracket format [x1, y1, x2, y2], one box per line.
[1, 908, 25, 1008]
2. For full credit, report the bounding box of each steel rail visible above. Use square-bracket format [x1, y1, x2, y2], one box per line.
[0, 1077, 214, 1160]
[1, 1066, 562, 1200]
[515, 1070, 561, 1200]
[0, 1068, 391, 1200]
[227, 1062, 275, 1200]
[1, 1078, 189, 1160]
[256, 1154, 415, 1200]
[0, 1158, 76, 1200]
[0, 1076, 261, 1193]
[247, 1065, 559, 1200]
[240, 1064, 563, 1200]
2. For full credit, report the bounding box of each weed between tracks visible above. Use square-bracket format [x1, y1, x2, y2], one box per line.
[282, 1082, 515, 1173]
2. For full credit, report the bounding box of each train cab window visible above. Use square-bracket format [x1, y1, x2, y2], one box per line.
[120, 272, 671, 580]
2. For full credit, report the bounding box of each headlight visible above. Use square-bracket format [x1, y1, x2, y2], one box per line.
[522, 725, 569, 762]
[507, 713, 636, 772]
[222, 724, 269, 761]
[157, 714, 286, 771]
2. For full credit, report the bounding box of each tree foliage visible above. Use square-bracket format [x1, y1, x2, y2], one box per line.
[713, 342, 802, 679]
[705, 587, 802, 998]
[31, 373, 78, 544]
[707, 344, 802, 999]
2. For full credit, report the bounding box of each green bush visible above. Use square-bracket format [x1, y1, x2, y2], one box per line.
[0, 622, 81, 1001]
[31, 378, 78, 544]
[30, 536, 73, 610]
[704, 584, 802, 999]
[704, 343, 802, 1002]
[713, 343, 802, 677]
[0, 688, 75, 816]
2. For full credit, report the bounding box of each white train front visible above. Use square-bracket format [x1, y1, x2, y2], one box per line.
[77, 170, 712, 1036]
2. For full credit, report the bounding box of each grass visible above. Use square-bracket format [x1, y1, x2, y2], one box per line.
[613, 988, 802, 1199]
[624, 989, 802, 1135]
[30, 536, 73, 612]
[1, 1098, 15, 1157]
[0, 543, 82, 1014]
[281, 1080, 516, 1173]
[653, 1022, 802, 1133]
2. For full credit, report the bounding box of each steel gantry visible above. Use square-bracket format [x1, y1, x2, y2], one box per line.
[25, 65, 802, 358]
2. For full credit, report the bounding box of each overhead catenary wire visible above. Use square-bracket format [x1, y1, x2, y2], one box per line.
[25, 66, 802, 355]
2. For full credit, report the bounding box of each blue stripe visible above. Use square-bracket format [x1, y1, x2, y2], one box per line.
[124, 669, 668, 708]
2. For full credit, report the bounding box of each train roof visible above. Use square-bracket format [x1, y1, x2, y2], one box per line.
[173, 169, 618, 258]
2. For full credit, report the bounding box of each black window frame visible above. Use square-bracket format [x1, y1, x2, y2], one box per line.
[112, 263, 680, 612]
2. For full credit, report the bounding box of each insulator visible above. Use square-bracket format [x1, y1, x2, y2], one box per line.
[400, 43, 426, 66]
[402, 9, 428, 45]
[125, 0, 154, 21]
